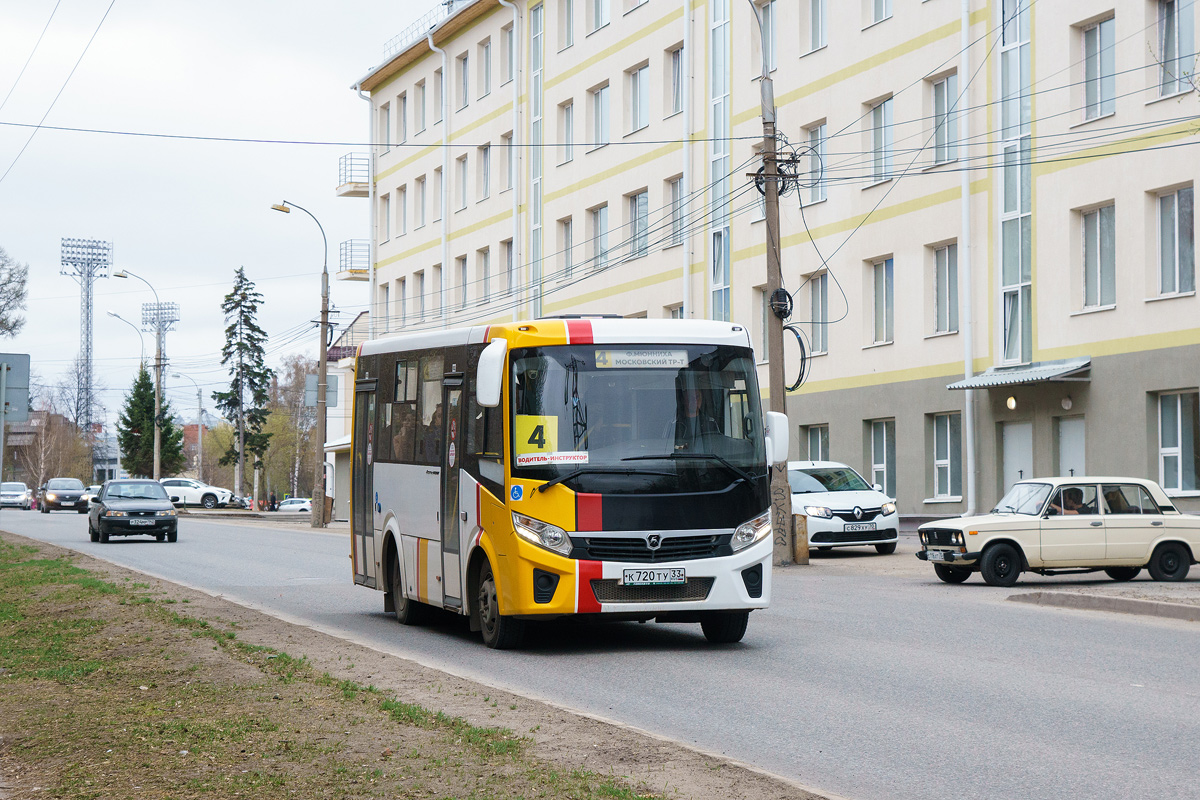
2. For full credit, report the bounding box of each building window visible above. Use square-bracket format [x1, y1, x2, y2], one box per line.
[590, 0, 609, 32]
[1083, 205, 1115, 308]
[934, 243, 958, 333]
[933, 73, 958, 164]
[668, 304, 683, 319]
[432, 265, 443, 314]
[502, 132, 514, 190]
[380, 194, 391, 242]
[629, 64, 649, 132]
[433, 167, 442, 221]
[456, 155, 468, 211]
[1000, 0, 1032, 364]
[478, 144, 491, 200]
[804, 123, 826, 204]
[591, 84, 610, 147]
[872, 0, 892, 25]
[397, 186, 407, 236]
[398, 278, 407, 327]
[478, 247, 491, 302]
[932, 413, 962, 499]
[397, 93, 407, 143]
[807, 0, 826, 51]
[811, 272, 828, 353]
[380, 283, 390, 332]
[379, 103, 391, 152]
[870, 97, 893, 183]
[1158, 0, 1195, 96]
[560, 0, 574, 49]
[433, 69, 443, 123]
[873, 257, 894, 344]
[560, 101, 574, 162]
[416, 271, 426, 320]
[479, 39, 492, 98]
[758, 0, 776, 71]
[457, 54, 470, 110]
[502, 24, 515, 84]
[590, 205, 609, 269]
[758, 288, 769, 359]
[560, 217, 574, 278]
[1083, 18, 1115, 119]
[667, 177, 684, 245]
[806, 424, 829, 461]
[1159, 391, 1199, 492]
[503, 239, 515, 295]
[670, 47, 684, 115]
[1158, 186, 1195, 295]
[871, 419, 896, 498]
[712, 230, 730, 322]
[416, 80, 426, 131]
[457, 255, 468, 309]
[415, 176, 426, 228]
[629, 190, 648, 257]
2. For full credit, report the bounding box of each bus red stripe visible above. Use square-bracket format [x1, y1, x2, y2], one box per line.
[566, 319, 593, 344]
[576, 493, 603, 531]
[577, 560, 603, 613]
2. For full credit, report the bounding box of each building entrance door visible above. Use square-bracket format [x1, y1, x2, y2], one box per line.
[1002, 421, 1033, 493]
[1057, 416, 1085, 478]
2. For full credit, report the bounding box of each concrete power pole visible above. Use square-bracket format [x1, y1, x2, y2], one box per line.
[60, 239, 112, 475]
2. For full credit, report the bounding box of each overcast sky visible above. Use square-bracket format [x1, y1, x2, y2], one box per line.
[0, 0, 434, 429]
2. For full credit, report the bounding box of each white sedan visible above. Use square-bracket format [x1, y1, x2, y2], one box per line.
[159, 478, 233, 509]
[789, 460, 899, 555]
[917, 476, 1199, 585]
[276, 497, 312, 513]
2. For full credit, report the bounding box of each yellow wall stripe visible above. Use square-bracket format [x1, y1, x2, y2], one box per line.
[544, 142, 681, 203]
[543, 7, 684, 92]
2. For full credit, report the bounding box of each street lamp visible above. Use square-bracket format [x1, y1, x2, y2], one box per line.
[172, 372, 204, 483]
[107, 310, 145, 365]
[272, 200, 330, 529]
[113, 269, 164, 480]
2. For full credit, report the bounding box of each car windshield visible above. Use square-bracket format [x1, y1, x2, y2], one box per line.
[2, 483, 26, 492]
[47, 479, 84, 490]
[994, 482, 1052, 515]
[106, 482, 170, 501]
[788, 467, 871, 493]
[509, 343, 766, 493]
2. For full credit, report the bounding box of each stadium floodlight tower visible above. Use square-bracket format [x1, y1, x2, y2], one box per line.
[60, 238, 113, 439]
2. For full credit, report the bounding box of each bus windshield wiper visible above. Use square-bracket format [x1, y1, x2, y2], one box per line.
[621, 453, 757, 486]
[536, 467, 674, 492]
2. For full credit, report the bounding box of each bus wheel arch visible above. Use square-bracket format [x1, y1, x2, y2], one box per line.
[466, 548, 489, 632]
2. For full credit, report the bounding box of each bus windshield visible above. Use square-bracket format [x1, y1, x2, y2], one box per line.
[510, 344, 765, 493]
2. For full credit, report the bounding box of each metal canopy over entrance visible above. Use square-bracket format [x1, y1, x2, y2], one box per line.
[946, 357, 1091, 391]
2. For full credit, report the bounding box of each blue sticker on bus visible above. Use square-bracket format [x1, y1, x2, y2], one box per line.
[510, 485, 523, 501]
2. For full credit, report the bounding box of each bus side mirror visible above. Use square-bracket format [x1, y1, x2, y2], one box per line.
[476, 339, 508, 408]
[763, 411, 789, 465]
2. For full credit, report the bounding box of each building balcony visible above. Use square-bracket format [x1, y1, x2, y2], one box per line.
[337, 239, 369, 282]
[336, 153, 369, 197]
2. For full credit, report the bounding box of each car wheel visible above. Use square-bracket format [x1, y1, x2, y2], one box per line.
[980, 543, 1021, 587]
[934, 563, 971, 584]
[201, 494, 217, 509]
[388, 549, 427, 625]
[89, 523, 99, 543]
[477, 559, 524, 649]
[156, 533, 166, 542]
[167, 529, 177, 543]
[1104, 567, 1141, 582]
[77, 507, 88, 514]
[1147, 542, 1190, 582]
[875, 541, 898, 555]
[700, 611, 750, 644]
[99, 527, 109, 543]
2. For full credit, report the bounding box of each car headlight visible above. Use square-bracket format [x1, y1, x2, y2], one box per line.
[881, 502, 896, 516]
[919, 531, 927, 544]
[46, 493, 57, 501]
[512, 512, 572, 556]
[803, 506, 833, 519]
[731, 509, 772, 552]
[156, 510, 176, 517]
[951, 531, 964, 546]
[104, 510, 128, 517]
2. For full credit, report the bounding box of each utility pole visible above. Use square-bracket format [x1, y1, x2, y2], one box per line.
[750, 1, 794, 565]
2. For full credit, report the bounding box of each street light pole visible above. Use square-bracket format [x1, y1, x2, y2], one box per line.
[173, 372, 203, 483]
[113, 269, 164, 480]
[107, 311, 145, 366]
[272, 201, 329, 529]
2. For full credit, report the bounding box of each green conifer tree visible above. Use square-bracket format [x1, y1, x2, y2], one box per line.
[116, 364, 185, 477]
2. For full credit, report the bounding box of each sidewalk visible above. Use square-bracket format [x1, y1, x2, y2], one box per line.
[178, 508, 350, 533]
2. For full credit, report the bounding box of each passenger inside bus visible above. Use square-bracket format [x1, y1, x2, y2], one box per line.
[421, 404, 443, 461]
[671, 385, 720, 450]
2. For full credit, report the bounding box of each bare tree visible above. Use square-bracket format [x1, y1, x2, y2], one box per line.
[54, 355, 106, 431]
[0, 246, 29, 338]
[17, 406, 92, 489]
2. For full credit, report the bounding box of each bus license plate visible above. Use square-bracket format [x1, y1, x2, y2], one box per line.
[844, 522, 875, 532]
[621, 568, 686, 586]
[130, 519, 153, 526]
[926, 550, 945, 562]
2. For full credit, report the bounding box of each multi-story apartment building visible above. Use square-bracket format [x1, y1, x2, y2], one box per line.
[342, 0, 1199, 518]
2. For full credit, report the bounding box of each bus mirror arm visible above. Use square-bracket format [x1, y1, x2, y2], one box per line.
[763, 411, 790, 465]
[476, 339, 509, 408]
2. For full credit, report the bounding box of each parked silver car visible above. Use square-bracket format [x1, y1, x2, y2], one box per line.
[1, 482, 32, 510]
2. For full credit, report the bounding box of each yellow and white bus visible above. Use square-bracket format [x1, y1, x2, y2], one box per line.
[350, 317, 788, 648]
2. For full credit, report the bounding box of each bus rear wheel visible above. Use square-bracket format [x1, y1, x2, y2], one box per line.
[700, 611, 749, 644]
[477, 560, 524, 650]
[388, 552, 427, 626]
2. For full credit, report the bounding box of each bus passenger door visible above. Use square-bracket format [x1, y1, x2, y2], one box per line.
[440, 379, 464, 608]
[352, 384, 377, 587]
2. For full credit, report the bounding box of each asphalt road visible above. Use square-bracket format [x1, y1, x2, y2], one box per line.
[6, 509, 1199, 800]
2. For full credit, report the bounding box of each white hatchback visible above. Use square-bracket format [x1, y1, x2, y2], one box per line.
[788, 461, 900, 555]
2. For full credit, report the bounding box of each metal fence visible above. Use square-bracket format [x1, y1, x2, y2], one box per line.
[339, 240, 370, 274]
[381, 0, 473, 61]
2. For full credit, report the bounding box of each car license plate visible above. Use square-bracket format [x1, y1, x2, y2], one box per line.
[926, 550, 945, 562]
[621, 567, 686, 586]
[844, 522, 876, 532]
[129, 519, 153, 527]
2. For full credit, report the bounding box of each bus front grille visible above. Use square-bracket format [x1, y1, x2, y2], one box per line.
[589, 577, 715, 604]
[574, 535, 731, 562]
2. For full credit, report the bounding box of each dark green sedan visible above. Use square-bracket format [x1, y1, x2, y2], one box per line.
[88, 480, 180, 543]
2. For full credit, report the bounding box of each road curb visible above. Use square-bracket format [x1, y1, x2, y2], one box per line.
[1007, 590, 1200, 622]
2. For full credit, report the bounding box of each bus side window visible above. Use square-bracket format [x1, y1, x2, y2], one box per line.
[417, 355, 444, 465]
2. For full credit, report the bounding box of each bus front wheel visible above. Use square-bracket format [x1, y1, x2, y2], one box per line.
[389, 551, 427, 626]
[700, 611, 749, 644]
[477, 560, 525, 650]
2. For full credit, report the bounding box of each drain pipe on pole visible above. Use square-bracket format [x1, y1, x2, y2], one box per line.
[681, 0, 692, 318]
[498, 0, 521, 321]
[357, 84, 377, 340]
[959, 0, 977, 517]
[427, 29, 451, 322]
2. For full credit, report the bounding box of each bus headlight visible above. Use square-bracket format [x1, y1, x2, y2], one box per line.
[803, 506, 833, 519]
[512, 512, 573, 556]
[731, 510, 771, 552]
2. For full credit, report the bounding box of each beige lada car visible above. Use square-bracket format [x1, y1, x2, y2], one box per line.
[916, 477, 1199, 586]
